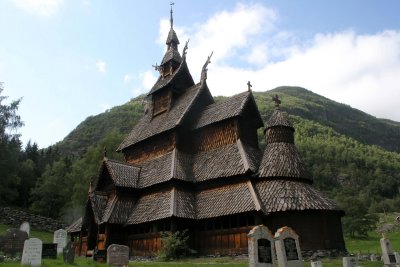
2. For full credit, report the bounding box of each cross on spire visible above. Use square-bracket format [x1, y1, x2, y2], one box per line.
[272, 94, 281, 108]
[170, 2, 175, 28]
[247, 81, 252, 92]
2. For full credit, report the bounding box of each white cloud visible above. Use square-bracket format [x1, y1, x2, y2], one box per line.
[12, 0, 64, 17]
[96, 60, 106, 74]
[155, 3, 400, 122]
[124, 73, 133, 84]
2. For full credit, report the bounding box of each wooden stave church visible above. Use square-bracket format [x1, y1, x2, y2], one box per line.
[74, 9, 346, 256]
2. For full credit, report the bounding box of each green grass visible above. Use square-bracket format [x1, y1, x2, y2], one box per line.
[1, 215, 400, 267]
[0, 223, 53, 243]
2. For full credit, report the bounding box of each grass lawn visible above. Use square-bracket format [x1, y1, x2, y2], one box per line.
[1, 213, 400, 267]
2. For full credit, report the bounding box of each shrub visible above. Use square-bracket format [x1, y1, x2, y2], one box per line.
[157, 230, 189, 261]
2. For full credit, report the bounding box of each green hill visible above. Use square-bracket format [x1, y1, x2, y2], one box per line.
[55, 86, 400, 157]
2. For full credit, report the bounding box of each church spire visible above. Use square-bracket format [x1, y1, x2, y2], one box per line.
[170, 2, 174, 29]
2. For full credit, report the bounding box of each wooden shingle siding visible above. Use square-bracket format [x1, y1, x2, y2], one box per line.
[125, 132, 175, 164]
[192, 120, 237, 153]
[152, 89, 171, 116]
[266, 126, 295, 144]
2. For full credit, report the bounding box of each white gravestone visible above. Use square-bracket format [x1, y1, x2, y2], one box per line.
[53, 229, 67, 254]
[107, 244, 129, 267]
[19, 221, 30, 237]
[274, 226, 304, 267]
[342, 256, 358, 267]
[394, 252, 400, 265]
[381, 236, 398, 266]
[311, 261, 322, 267]
[248, 225, 276, 267]
[21, 238, 42, 267]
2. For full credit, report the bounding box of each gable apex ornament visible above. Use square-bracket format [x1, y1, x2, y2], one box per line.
[272, 94, 281, 108]
[201, 51, 213, 82]
[247, 81, 252, 92]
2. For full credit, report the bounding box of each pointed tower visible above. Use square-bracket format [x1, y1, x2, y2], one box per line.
[256, 95, 345, 251]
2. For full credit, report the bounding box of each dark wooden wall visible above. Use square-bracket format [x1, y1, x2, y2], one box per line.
[125, 132, 176, 164]
[152, 90, 171, 116]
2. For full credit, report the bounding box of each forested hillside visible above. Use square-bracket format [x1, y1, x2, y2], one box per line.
[1, 85, 399, 237]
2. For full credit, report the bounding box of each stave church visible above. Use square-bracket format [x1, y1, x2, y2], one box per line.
[71, 8, 346, 256]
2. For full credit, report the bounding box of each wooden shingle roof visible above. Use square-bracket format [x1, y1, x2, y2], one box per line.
[89, 193, 108, 224]
[66, 217, 82, 233]
[191, 91, 263, 130]
[118, 81, 202, 151]
[255, 180, 341, 212]
[105, 196, 136, 224]
[196, 182, 257, 219]
[104, 159, 141, 188]
[266, 108, 293, 128]
[161, 47, 182, 65]
[259, 143, 311, 181]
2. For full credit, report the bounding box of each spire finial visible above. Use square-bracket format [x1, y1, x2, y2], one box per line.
[247, 81, 252, 92]
[272, 94, 281, 108]
[103, 147, 107, 159]
[201, 51, 213, 82]
[170, 2, 175, 28]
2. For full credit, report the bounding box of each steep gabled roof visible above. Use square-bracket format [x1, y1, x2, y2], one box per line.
[259, 143, 311, 181]
[104, 195, 136, 224]
[104, 159, 141, 188]
[66, 217, 82, 233]
[196, 182, 257, 219]
[118, 81, 204, 151]
[148, 58, 194, 96]
[137, 152, 174, 188]
[255, 180, 341, 212]
[192, 140, 261, 182]
[88, 193, 108, 224]
[161, 47, 182, 65]
[191, 91, 263, 130]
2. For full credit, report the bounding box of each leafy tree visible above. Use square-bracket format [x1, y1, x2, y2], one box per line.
[0, 83, 23, 205]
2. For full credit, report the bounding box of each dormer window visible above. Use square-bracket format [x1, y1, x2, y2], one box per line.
[152, 89, 171, 117]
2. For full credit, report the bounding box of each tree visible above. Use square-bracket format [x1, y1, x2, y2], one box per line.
[0, 83, 23, 205]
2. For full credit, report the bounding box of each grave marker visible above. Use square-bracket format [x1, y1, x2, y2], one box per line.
[107, 244, 129, 267]
[0, 228, 28, 256]
[53, 229, 67, 254]
[380, 236, 398, 266]
[311, 261, 322, 267]
[248, 225, 275, 267]
[21, 238, 42, 267]
[42, 243, 57, 259]
[19, 221, 30, 237]
[63, 241, 74, 264]
[342, 256, 357, 267]
[274, 226, 304, 267]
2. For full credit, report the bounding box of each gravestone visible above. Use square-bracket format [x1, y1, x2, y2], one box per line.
[274, 226, 304, 267]
[94, 248, 107, 262]
[19, 221, 30, 237]
[0, 228, 28, 256]
[342, 256, 358, 267]
[42, 243, 57, 259]
[107, 244, 129, 267]
[53, 229, 67, 254]
[63, 241, 74, 264]
[248, 225, 275, 267]
[21, 238, 42, 267]
[394, 252, 400, 264]
[380, 236, 398, 266]
[311, 261, 322, 267]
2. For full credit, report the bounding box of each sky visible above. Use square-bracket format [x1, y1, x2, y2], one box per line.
[1, 0, 400, 149]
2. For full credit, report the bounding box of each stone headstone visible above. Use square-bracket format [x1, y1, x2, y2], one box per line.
[107, 244, 129, 267]
[342, 256, 358, 267]
[248, 225, 275, 267]
[53, 229, 67, 254]
[19, 221, 30, 237]
[381, 237, 398, 266]
[94, 248, 107, 262]
[311, 261, 322, 267]
[21, 238, 42, 267]
[0, 228, 28, 256]
[274, 226, 304, 267]
[42, 243, 57, 259]
[370, 254, 378, 261]
[394, 252, 400, 264]
[63, 241, 74, 264]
